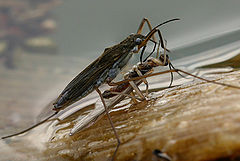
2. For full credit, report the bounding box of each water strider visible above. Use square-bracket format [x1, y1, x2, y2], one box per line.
[52, 18, 180, 111]
[1, 18, 179, 145]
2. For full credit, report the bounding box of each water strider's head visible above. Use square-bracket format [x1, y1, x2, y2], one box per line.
[121, 34, 146, 53]
[53, 98, 64, 111]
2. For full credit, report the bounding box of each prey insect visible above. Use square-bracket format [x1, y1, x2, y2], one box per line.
[1, 18, 179, 142]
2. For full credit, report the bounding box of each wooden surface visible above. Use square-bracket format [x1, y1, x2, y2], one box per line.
[45, 70, 240, 161]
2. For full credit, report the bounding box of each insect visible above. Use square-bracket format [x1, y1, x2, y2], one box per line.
[1, 18, 179, 140]
[52, 18, 179, 111]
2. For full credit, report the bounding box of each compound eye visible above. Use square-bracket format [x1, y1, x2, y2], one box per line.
[135, 38, 142, 45]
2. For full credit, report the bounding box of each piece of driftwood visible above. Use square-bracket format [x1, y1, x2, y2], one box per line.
[37, 70, 240, 161]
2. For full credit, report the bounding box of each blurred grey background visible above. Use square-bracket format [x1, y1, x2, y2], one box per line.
[52, 0, 240, 60]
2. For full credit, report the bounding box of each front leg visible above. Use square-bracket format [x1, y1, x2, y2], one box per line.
[137, 17, 156, 42]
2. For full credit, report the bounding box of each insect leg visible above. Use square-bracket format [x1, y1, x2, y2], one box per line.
[107, 81, 119, 86]
[1, 111, 58, 139]
[137, 18, 159, 63]
[106, 91, 143, 101]
[129, 80, 146, 100]
[140, 45, 147, 63]
[162, 40, 174, 88]
[143, 29, 170, 62]
[138, 18, 180, 54]
[137, 18, 156, 42]
[113, 69, 240, 89]
[140, 40, 158, 63]
[163, 40, 168, 66]
[140, 28, 163, 50]
[156, 39, 161, 60]
[130, 92, 139, 104]
[168, 64, 174, 88]
[133, 66, 150, 97]
[95, 87, 120, 161]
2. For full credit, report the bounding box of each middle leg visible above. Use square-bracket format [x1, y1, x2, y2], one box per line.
[95, 87, 121, 161]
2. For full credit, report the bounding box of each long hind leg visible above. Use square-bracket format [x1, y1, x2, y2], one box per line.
[95, 87, 120, 161]
[1, 111, 58, 139]
[111, 69, 240, 90]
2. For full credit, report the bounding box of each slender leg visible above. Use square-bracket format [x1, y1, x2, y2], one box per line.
[168, 64, 174, 88]
[111, 69, 240, 89]
[1, 111, 58, 139]
[156, 39, 161, 60]
[139, 28, 164, 50]
[130, 92, 139, 104]
[95, 87, 120, 161]
[137, 18, 177, 63]
[137, 18, 158, 63]
[107, 81, 119, 86]
[154, 29, 165, 50]
[129, 81, 145, 100]
[134, 66, 149, 97]
[106, 91, 142, 101]
[137, 18, 156, 42]
[140, 45, 147, 63]
[140, 40, 158, 63]
[161, 40, 174, 88]
[163, 40, 167, 65]
[138, 28, 171, 63]
[142, 38, 166, 63]
[138, 18, 180, 54]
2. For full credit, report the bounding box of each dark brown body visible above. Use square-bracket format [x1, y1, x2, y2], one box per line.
[53, 34, 145, 110]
